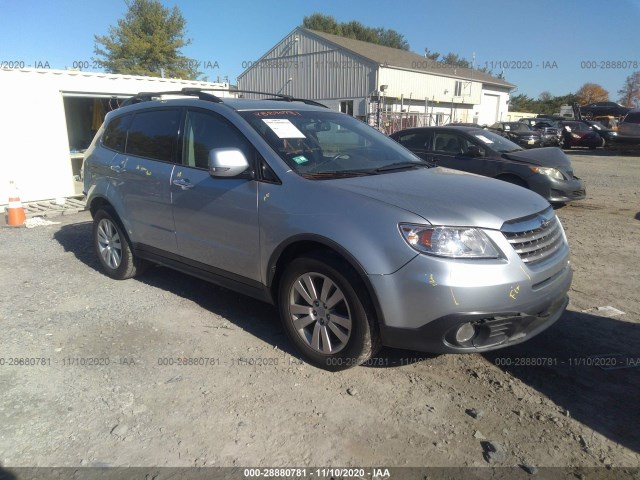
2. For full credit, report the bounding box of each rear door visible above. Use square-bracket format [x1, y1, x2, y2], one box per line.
[171, 108, 261, 282]
[115, 108, 180, 252]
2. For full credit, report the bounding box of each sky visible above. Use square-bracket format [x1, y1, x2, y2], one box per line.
[1, 0, 639, 100]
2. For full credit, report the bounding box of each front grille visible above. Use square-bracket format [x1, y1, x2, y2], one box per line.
[572, 189, 585, 198]
[502, 208, 565, 265]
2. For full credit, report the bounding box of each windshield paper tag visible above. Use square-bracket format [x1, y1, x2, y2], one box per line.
[476, 135, 494, 144]
[262, 119, 306, 139]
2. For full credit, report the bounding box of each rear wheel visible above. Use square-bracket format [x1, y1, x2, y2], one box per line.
[278, 254, 379, 371]
[93, 208, 146, 280]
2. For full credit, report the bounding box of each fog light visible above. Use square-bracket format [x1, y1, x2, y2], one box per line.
[455, 323, 476, 343]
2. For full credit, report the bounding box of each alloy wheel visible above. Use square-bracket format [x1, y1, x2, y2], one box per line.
[96, 218, 122, 270]
[288, 272, 352, 354]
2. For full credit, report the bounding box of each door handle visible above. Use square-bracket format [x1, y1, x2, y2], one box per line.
[172, 178, 195, 189]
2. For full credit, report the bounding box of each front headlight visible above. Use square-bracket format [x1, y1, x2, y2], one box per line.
[530, 166, 565, 180]
[399, 225, 500, 258]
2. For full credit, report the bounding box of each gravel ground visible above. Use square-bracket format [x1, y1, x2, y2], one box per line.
[0, 151, 638, 471]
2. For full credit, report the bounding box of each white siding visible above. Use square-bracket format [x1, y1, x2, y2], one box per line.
[0, 68, 231, 205]
[378, 67, 482, 104]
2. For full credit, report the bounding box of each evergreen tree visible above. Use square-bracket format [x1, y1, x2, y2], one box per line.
[94, 0, 199, 79]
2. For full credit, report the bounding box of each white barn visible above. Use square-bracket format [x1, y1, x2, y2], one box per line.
[0, 68, 234, 206]
[238, 28, 515, 131]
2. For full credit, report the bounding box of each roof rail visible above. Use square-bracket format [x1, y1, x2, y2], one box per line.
[184, 88, 329, 108]
[120, 89, 224, 107]
[120, 87, 328, 109]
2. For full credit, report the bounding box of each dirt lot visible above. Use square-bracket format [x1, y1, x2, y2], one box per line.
[0, 151, 638, 473]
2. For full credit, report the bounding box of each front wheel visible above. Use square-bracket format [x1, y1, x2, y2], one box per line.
[278, 254, 379, 371]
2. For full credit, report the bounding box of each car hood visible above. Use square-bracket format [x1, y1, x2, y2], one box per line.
[502, 147, 572, 168]
[327, 168, 549, 230]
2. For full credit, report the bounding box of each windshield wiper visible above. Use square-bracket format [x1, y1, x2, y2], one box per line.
[374, 162, 432, 173]
[302, 170, 375, 179]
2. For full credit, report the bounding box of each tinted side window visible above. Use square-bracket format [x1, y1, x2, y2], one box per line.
[102, 114, 132, 152]
[183, 110, 253, 169]
[126, 110, 180, 162]
[397, 132, 429, 150]
[432, 133, 474, 155]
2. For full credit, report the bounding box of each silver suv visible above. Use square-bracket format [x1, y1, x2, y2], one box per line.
[83, 89, 573, 370]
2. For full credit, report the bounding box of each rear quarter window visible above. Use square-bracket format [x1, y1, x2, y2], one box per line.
[126, 109, 181, 162]
[102, 114, 132, 152]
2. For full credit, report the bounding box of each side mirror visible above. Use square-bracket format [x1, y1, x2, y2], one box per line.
[466, 146, 484, 157]
[208, 148, 250, 178]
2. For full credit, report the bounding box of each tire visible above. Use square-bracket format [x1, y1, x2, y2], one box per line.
[93, 208, 146, 280]
[278, 253, 380, 371]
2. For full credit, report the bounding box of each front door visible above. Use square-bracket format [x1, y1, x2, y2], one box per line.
[171, 109, 261, 282]
[429, 131, 490, 176]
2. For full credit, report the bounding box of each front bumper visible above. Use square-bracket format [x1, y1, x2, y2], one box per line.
[517, 138, 543, 149]
[528, 175, 586, 203]
[380, 289, 569, 353]
[542, 134, 560, 146]
[369, 230, 573, 354]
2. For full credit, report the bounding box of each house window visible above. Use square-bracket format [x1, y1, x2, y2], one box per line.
[340, 100, 354, 116]
[454, 81, 463, 97]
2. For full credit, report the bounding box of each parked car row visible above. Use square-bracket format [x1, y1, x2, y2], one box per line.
[516, 117, 612, 149]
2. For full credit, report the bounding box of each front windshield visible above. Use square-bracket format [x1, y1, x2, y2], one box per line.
[239, 110, 424, 177]
[507, 123, 531, 132]
[471, 129, 523, 153]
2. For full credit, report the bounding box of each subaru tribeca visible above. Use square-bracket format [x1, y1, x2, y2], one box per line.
[83, 89, 573, 370]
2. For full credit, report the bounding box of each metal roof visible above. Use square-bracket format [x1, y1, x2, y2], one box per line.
[301, 28, 515, 89]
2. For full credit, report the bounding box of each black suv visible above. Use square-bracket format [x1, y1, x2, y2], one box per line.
[518, 118, 561, 146]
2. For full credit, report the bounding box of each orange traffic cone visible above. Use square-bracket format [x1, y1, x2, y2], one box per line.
[6, 181, 26, 227]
